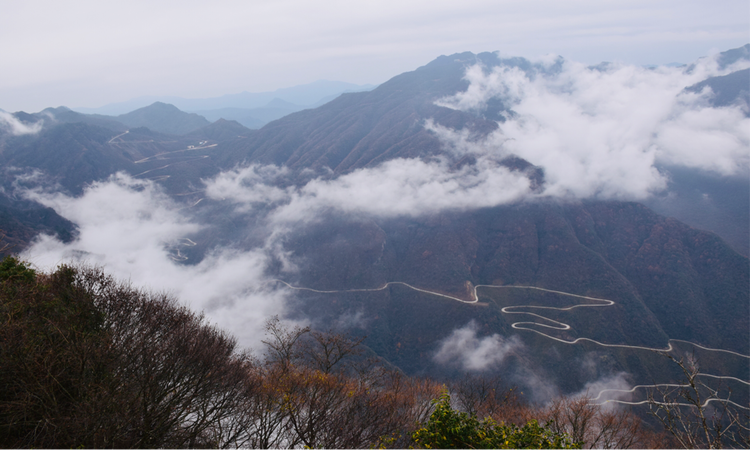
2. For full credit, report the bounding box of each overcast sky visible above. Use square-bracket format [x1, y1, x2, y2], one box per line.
[2, 0, 748, 113]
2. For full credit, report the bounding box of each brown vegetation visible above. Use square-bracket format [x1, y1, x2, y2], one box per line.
[1, 258, 716, 448]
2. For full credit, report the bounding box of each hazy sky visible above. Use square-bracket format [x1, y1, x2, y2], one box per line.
[2, 0, 748, 112]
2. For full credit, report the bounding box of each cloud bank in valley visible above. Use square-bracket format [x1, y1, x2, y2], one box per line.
[202, 53, 750, 224]
[21, 174, 287, 349]
[436, 54, 750, 200]
[206, 158, 532, 224]
[17, 52, 750, 359]
[433, 321, 522, 371]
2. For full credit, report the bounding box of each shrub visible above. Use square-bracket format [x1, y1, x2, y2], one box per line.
[412, 390, 580, 449]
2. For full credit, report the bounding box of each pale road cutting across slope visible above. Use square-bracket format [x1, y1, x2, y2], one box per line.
[134, 143, 218, 164]
[133, 156, 209, 177]
[273, 279, 750, 408]
[107, 129, 129, 144]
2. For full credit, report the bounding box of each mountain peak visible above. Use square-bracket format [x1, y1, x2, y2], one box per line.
[116, 102, 210, 135]
[139, 101, 182, 112]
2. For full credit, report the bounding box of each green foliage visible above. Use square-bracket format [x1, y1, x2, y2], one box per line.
[0, 256, 36, 284]
[412, 390, 580, 449]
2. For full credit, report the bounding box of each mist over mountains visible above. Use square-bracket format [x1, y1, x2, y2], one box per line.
[72, 80, 376, 129]
[1, 45, 748, 406]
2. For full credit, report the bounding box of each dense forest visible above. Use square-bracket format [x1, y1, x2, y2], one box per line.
[2, 255, 747, 448]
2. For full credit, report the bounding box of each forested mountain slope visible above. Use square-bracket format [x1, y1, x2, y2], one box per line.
[0, 46, 747, 404]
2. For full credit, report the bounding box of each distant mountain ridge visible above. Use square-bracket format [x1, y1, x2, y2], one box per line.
[115, 102, 211, 135]
[73, 80, 376, 116]
[215, 51, 509, 171]
[192, 99, 308, 129]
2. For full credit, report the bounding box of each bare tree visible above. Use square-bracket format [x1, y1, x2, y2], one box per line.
[542, 395, 658, 449]
[214, 361, 290, 449]
[81, 267, 251, 448]
[0, 263, 253, 448]
[451, 373, 519, 420]
[647, 352, 749, 449]
[261, 315, 310, 372]
[301, 328, 366, 374]
[13, 262, 686, 449]
[237, 317, 446, 449]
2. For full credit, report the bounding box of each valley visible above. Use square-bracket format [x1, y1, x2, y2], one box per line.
[276, 277, 749, 410]
[1, 45, 748, 410]
[4, 4, 749, 447]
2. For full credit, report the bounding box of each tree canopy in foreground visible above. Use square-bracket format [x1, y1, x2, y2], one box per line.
[2, 257, 714, 448]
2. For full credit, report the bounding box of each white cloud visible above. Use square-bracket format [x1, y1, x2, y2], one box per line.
[436, 65, 529, 112]
[21, 173, 287, 350]
[434, 321, 522, 371]
[204, 157, 533, 224]
[14, 46, 750, 355]
[0, 111, 43, 135]
[202, 53, 750, 226]
[655, 100, 750, 174]
[574, 372, 633, 411]
[434, 54, 750, 200]
[205, 164, 291, 213]
[514, 367, 560, 403]
[17, 155, 534, 346]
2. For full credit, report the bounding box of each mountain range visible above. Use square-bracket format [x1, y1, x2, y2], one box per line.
[0, 45, 747, 404]
[72, 80, 376, 129]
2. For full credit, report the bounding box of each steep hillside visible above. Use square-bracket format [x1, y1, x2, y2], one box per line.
[276, 201, 748, 393]
[218, 52, 508, 171]
[0, 198, 75, 258]
[0, 122, 135, 194]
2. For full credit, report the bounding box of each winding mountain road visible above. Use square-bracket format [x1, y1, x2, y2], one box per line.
[273, 279, 750, 408]
[133, 156, 209, 177]
[133, 143, 217, 164]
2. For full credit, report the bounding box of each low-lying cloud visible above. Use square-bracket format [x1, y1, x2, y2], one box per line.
[19, 158, 534, 348]
[21, 173, 287, 349]
[206, 164, 290, 213]
[16, 51, 750, 357]
[434, 321, 522, 371]
[0, 111, 43, 135]
[205, 157, 532, 223]
[201, 53, 750, 223]
[574, 372, 633, 411]
[435, 54, 750, 200]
